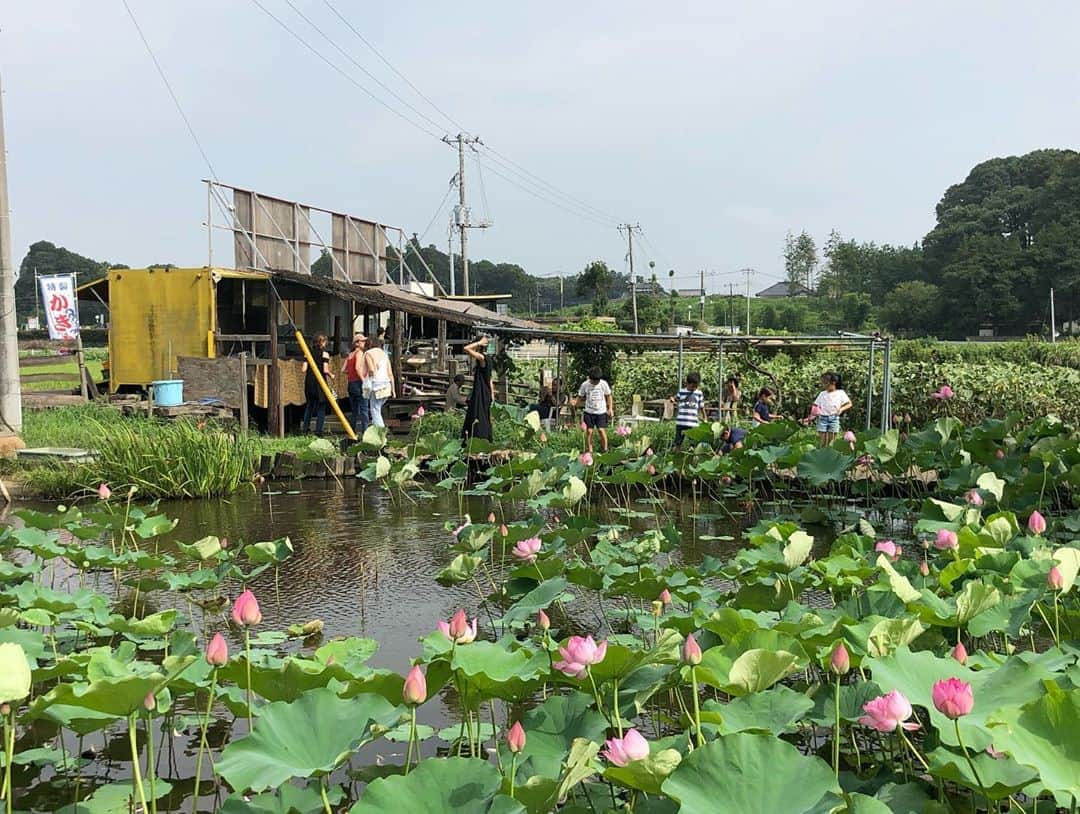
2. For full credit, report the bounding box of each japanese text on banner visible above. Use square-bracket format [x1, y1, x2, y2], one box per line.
[38, 274, 80, 340]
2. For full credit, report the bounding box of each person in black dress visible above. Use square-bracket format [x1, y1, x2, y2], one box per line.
[301, 333, 333, 435]
[462, 336, 495, 441]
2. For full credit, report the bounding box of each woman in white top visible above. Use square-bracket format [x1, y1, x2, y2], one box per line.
[361, 339, 396, 428]
[811, 371, 852, 447]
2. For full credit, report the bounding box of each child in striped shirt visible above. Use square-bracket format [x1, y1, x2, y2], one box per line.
[671, 371, 706, 449]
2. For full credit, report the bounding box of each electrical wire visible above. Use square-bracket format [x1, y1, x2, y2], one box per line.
[248, 0, 443, 141]
[321, 0, 466, 133]
[121, 0, 220, 182]
[417, 183, 455, 244]
[280, 0, 453, 136]
[470, 148, 491, 225]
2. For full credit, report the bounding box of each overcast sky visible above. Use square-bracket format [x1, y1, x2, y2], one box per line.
[3, 1, 1079, 293]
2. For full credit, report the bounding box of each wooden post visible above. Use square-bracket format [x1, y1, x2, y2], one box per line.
[239, 352, 249, 435]
[391, 310, 404, 395]
[436, 319, 448, 371]
[555, 343, 565, 428]
[496, 337, 509, 404]
[147, 383, 154, 418]
[332, 315, 342, 356]
[75, 333, 89, 402]
[268, 315, 283, 438]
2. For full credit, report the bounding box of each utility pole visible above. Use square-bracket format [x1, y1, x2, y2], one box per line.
[618, 224, 639, 333]
[0, 73, 23, 438]
[1050, 287, 1057, 343]
[728, 283, 734, 332]
[447, 219, 455, 296]
[442, 133, 482, 296]
[699, 268, 705, 322]
[743, 268, 753, 336]
[558, 275, 564, 310]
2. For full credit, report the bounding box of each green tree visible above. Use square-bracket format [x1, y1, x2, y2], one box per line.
[878, 281, 944, 335]
[576, 260, 615, 315]
[15, 241, 125, 327]
[783, 230, 818, 291]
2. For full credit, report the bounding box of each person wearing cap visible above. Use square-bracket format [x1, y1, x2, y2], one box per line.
[343, 333, 369, 434]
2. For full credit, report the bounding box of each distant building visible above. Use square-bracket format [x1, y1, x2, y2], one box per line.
[634, 276, 665, 296]
[675, 288, 705, 298]
[755, 281, 813, 298]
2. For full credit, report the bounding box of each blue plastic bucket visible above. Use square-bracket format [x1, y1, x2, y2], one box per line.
[151, 379, 184, 407]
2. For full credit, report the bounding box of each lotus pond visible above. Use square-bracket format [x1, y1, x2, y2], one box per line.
[2, 411, 1080, 814]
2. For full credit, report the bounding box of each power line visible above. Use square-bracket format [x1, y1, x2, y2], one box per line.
[121, 0, 219, 181]
[248, 0, 443, 141]
[321, 0, 465, 133]
[417, 182, 455, 244]
[280, 0, 452, 135]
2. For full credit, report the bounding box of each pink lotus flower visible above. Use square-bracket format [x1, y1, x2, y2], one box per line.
[1048, 565, 1064, 591]
[220, 537, 228, 549]
[1028, 510, 1046, 536]
[809, 404, 822, 418]
[721, 475, 732, 485]
[499, 524, 509, 537]
[919, 561, 930, 577]
[553, 635, 608, 678]
[579, 452, 594, 466]
[682, 633, 702, 665]
[413, 405, 426, 419]
[645, 447, 654, 456]
[859, 454, 873, 467]
[932, 678, 974, 719]
[537, 609, 550, 630]
[506, 721, 526, 754]
[647, 464, 656, 475]
[995, 448, 1005, 459]
[487, 512, 497, 523]
[144, 691, 156, 711]
[859, 690, 920, 732]
[437, 610, 478, 644]
[964, 489, 983, 507]
[830, 641, 850, 676]
[658, 589, 672, 606]
[231, 590, 262, 626]
[951, 642, 968, 665]
[931, 385, 954, 400]
[552, 515, 560, 524]
[934, 529, 958, 550]
[513, 537, 542, 563]
[97, 483, 111, 501]
[402, 665, 427, 705]
[875, 540, 901, 562]
[615, 425, 631, 437]
[579, 421, 588, 431]
[843, 430, 856, 443]
[206, 633, 229, 667]
[451, 517, 471, 537]
[602, 729, 649, 766]
[986, 744, 1006, 759]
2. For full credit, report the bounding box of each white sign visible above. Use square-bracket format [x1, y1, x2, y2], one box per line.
[38, 274, 80, 340]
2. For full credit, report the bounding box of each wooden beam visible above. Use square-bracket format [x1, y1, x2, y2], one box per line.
[391, 310, 404, 395]
[19, 372, 81, 383]
[436, 319, 447, 371]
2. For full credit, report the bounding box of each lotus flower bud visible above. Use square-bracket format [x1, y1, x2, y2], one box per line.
[951, 642, 968, 665]
[231, 589, 262, 626]
[506, 721, 526, 754]
[97, 483, 111, 501]
[919, 560, 930, 577]
[829, 641, 850, 676]
[1028, 511, 1046, 536]
[206, 632, 229, 667]
[1048, 565, 1064, 591]
[658, 589, 672, 606]
[402, 665, 427, 705]
[144, 692, 156, 712]
[682, 633, 702, 666]
[538, 609, 550, 630]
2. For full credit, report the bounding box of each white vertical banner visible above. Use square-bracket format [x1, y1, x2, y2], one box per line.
[38, 274, 80, 340]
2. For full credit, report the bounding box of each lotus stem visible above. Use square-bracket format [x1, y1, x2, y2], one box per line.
[1054, 593, 1061, 646]
[508, 754, 518, 800]
[244, 628, 254, 731]
[319, 777, 333, 814]
[833, 675, 841, 782]
[193, 668, 218, 803]
[690, 666, 704, 748]
[3, 706, 14, 814]
[145, 709, 158, 814]
[586, 668, 609, 727]
[405, 705, 417, 775]
[613, 677, 622, 738]
[955, 719, 991, 812]
[128, 713, 149, 814]
[897, 728, 929, 773]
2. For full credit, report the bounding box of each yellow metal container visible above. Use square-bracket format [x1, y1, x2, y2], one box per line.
[105, 267, 217, 392]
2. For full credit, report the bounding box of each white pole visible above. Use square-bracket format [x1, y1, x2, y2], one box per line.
[0, 73, 23, 436]
[1050, 287, 1057, 342]
[745, 268, 752, 336]
[448, 220, 455, 297]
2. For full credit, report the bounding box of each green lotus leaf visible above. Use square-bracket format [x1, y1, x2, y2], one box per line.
[436, 554, 484, 586]
[876, 555, 921, 603]
[315, 637, 378, 674]
[217, 687, 400, 792]
[845, 793, 892, 814]
[133, 513, 177, 539]
[349, 757, 525, 814]
[502, 693, 607, 782]
[783, 531, 814, 570]
[244, 537, 294, 565]
[955, 580, 1001, 625]
[562, 476, 587, 505]
[796, 448, 853, 487]
[103, 610, 178, 636]
[986, 684, 1080, 800]
[661, 732, 837, 814]
[966, 590, 1037, 639]
[219, 782, 342, 813]
[499, 578, 571, 628]
[703, 685, 813, 735]
[0, 642, 32, 704]
[450, 641, 547, 700]
[863, 617, 925, 658]
[726, 649, 799, 696]
[976, 471, 1006, 501]
[605, 748, 682, 795]
[927, 746, 1037, 800]
[178, 535, 223, 561]
[55, 779, 172, 813]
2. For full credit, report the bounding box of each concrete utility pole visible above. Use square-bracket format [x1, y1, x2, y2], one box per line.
[1051, 287, 1057, 342]
[447, 219, 455, 296]
[442, 133, 482, 296]
[0, 73, 24, 439]
[699, 268, 705, 322]
[743, 268, 753, 335]
[618, 224, 639, 333]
